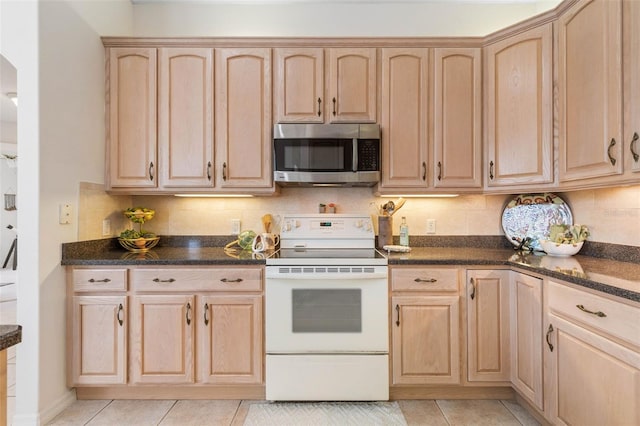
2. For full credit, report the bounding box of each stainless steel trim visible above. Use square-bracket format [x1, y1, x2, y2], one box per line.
[274, 170, 380, 186]
[273, 123, 380, 139]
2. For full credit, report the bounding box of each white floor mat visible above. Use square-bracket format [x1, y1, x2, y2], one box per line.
[243, 401, 408, 426]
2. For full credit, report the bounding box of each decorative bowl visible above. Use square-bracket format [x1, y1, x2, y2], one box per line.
[540, 240, 583, 257]
[118, 236, 160, 253]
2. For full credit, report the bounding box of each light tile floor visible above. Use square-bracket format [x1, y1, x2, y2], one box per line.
[45, 398, 540, 425]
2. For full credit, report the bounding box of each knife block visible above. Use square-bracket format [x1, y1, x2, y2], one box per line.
[377, 216, 393, 249]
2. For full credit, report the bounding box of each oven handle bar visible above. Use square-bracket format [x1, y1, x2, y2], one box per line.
[265, 272, 388, 280]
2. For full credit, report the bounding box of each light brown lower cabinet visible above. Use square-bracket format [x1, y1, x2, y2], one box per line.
[69, 266, 264, 389]
[545, 279, 640, 425]
[390, 267, 461, 385]
[509, 272, 543, 410]
[466, 270, 511, 382]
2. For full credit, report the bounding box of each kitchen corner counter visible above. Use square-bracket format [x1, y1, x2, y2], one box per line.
[0, 325, 21, 352]
[386, 247, 640, 303]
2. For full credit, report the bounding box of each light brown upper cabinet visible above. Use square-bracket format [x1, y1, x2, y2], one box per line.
[380, 48, 430, 189]
[624, 0, 640, 174]
[274, 47, 375, 124]
[215, 48, 273, 189]
[273, 48, 324, 123]
[158, 48, 214, 188]
[433, 48, 482, 189]
[328, 48, 377, 123]
[484, 23, 553, 187]
[558, 0, 623, 181]
[107, 47, 157, 189]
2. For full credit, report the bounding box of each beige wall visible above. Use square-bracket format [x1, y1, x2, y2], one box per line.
[80, 184, 640, 247]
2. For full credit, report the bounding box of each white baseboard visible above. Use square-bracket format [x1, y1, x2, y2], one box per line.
[11, 388, 76, 426]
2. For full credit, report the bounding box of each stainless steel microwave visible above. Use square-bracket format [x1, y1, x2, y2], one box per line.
[273, 123, 381, 187]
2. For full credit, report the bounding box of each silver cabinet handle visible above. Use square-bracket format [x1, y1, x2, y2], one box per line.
[576, 304, 607, 318]
[88, 278, 111, 283]
[470, 277, 476, 300]
[546, 324, 554, 352]
[414, 278, 437, 283]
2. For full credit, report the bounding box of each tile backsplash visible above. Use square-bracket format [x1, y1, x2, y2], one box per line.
[78, 183, 640, 248]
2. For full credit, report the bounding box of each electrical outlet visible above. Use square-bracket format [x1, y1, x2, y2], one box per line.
[59, 203, 73, 224]
[102, 219, 111, 236]
[426, 219, 436, 234]
[231, 219, 241, 235]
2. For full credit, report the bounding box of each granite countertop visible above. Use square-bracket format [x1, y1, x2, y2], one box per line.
[61, 236, 640, 302]
[0, 325, 22, 351]
[385, 247, 640, 302]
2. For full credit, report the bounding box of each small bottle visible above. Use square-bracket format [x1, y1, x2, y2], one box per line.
[399, 216, 409, 247]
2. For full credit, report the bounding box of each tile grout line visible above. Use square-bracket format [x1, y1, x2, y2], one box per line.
[156, 400, 179, 425]
[434, 400, 453, 426]
[229, 400, 245, 426]
[82, 399, 115, 426]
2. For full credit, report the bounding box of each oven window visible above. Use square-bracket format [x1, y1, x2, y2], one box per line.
[291, 289, 362, 333]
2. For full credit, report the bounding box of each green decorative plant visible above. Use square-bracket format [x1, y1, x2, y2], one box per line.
[548, 224, 589, 245]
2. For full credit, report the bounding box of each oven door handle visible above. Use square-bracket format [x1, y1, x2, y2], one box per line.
[265, 272, 388, 280]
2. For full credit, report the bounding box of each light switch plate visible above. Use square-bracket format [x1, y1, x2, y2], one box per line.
[426, 219, 436, 234]
[102, 219, 111, 236]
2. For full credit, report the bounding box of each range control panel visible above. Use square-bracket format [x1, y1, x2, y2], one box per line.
[279, 214, 375, 249]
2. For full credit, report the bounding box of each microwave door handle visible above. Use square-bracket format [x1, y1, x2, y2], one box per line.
[352, 139, 358, 172]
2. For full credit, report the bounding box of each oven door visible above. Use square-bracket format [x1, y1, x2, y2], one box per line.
[265, 266, 388, 354]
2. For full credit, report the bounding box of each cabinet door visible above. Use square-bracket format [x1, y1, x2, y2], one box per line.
[546, 314, 640, 425]
[391, 295, 460, 385]
[215, 48, 272, 189]
[510, 272, 543, 410]
[274, 48, 324, 123]
[197, 295, 262, 384]
[624, 0, 640, 173]
[433, 48, 482, 189]
[466, 270, 510, 382]
[558, 0, 623, 181]
[328, 48, 377, 123]
[380, 48, 429, 189]
[158, 48, 214, 188]
[130, 294, 194, 384]
[107, 47, 157, 188]
[484, 24, 553, 187]
[71, 296, 127, 385]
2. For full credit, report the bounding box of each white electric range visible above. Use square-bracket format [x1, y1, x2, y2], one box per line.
[265, 214, 389, 401]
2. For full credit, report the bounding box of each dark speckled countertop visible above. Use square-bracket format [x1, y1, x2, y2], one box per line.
[61, 236, 640, 302]
[0, 325, 22, 351]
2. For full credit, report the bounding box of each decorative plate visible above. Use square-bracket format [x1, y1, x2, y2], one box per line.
[501, 193, 573, 251]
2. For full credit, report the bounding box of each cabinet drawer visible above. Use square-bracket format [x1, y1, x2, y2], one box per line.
[131, 268, 262, 292]
[72, 269, 127, 292]
[391, 268, 459, 292]
[548, 280, 640, 347]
